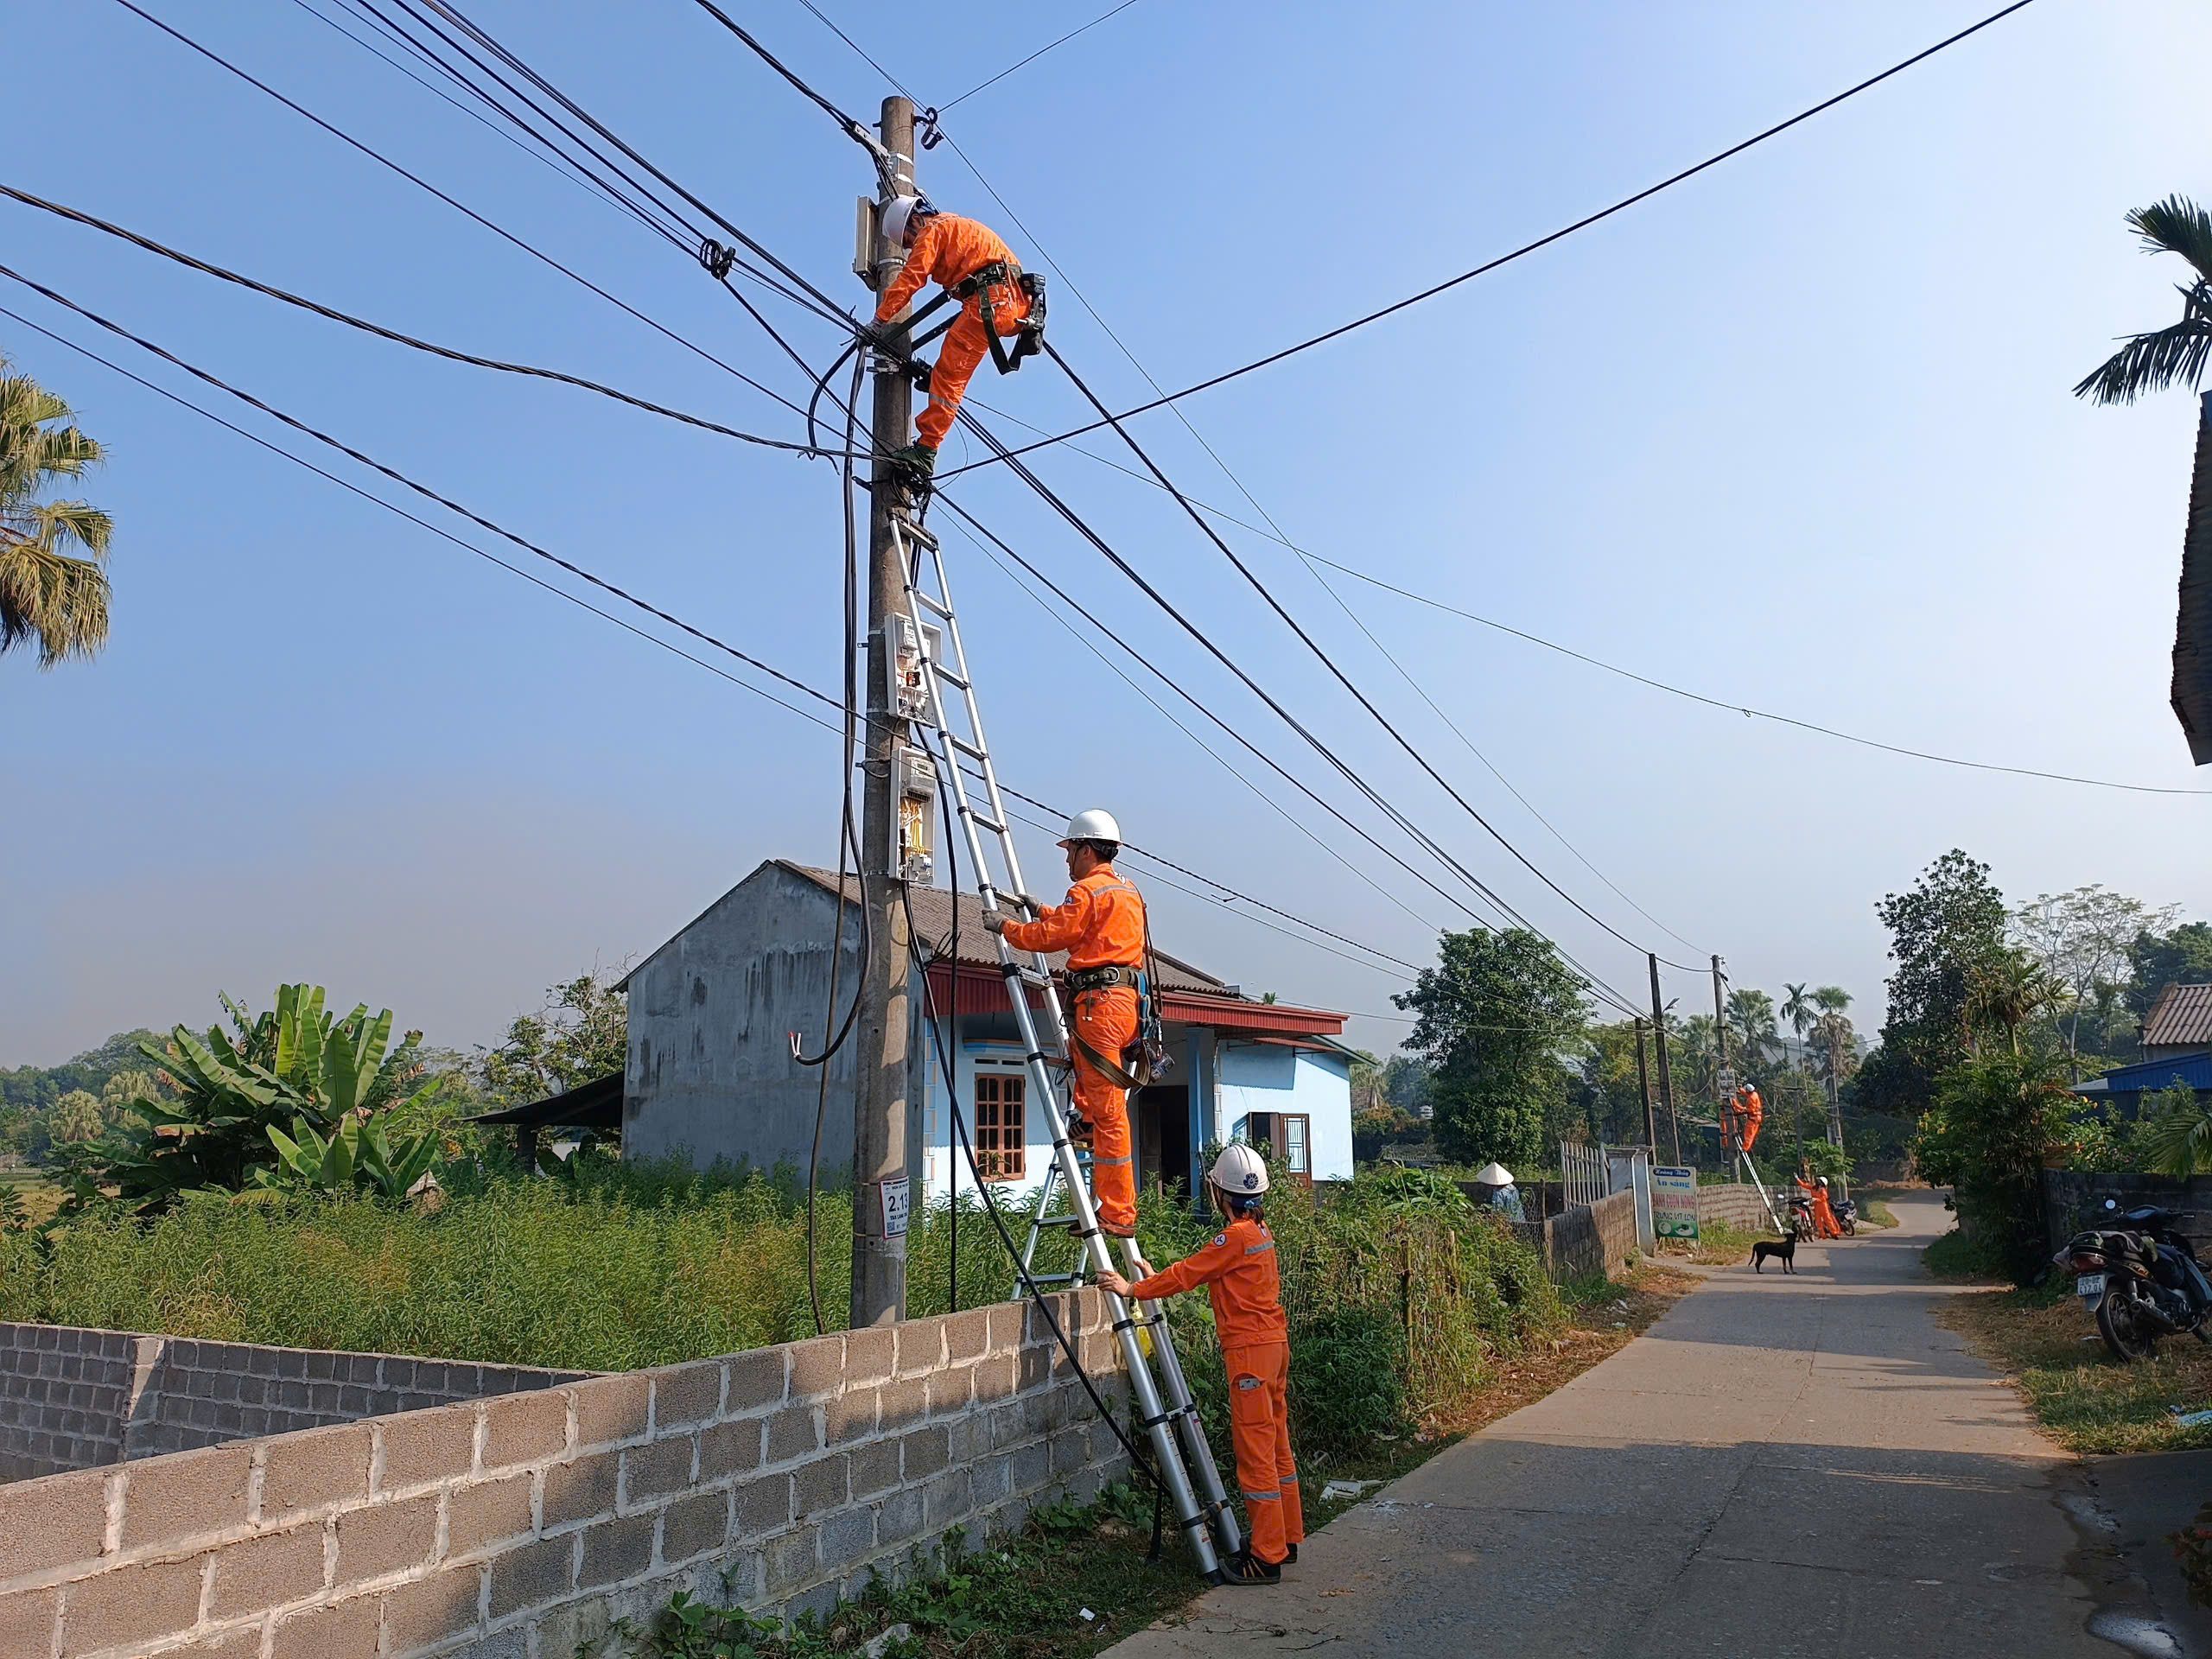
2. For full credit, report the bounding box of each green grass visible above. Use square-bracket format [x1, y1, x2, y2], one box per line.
[1923, 1225, 2008, 1281]
[1940, 1277, 2212, 1455]
[1858, 1199, 1899, 1229]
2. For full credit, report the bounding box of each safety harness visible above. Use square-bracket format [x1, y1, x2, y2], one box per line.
[896, 257, 1047, 378]
[1063, 889, 1171, 1091]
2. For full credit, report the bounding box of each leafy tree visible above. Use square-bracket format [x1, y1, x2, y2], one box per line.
[478, 972, 626, 1106]
[1347, 1049, 1385, 1114]
[1380, 1056, 1432, 1120]
[1394, 929, 1587, 1169]
[1913, 1052, 2080, 1285]
[2130, 921, 2212, 1020]
[0, 359, 114, 665]
[1808, 987, 1857, 1099]
[1573, 1020, 1654, 1147]
[2139, 1079, 2212, 1178]
[1726, 988, 1779, 1072]
[50, 1090, 105, 1144]
[64, 984, 443, 1212]
[2013, 887, 2172, 1070]
[2074, 196, 2212, 406]
[1966, 948, 2067, 1057]
[1872, 850, 2009, 1115]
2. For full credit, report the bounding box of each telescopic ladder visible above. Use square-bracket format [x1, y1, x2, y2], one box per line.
[884, 504, 1243, 1580]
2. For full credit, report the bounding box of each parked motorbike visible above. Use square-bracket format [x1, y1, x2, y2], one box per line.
[2054, 1198, 2212, 1362]
[1834, 1198, 1858, 1236]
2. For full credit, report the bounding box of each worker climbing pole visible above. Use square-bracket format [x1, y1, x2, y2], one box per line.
[849, 96, 1237, 1582]
[866, 194, 1045, 484]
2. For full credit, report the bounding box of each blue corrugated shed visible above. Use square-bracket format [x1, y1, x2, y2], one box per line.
[2074, 1052, 2212, 1109]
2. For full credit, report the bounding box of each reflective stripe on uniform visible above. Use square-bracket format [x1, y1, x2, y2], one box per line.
[1243, 1490, 1280, 1502]
[1096, 1154, 1132, 1166]
[1243, 1241, 1275, 1256]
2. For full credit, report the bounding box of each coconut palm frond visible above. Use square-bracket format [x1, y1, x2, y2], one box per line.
[0, 363, 113, 664]
[2131, 195, 2212, 284]
[2072, 305, 2212, 405]
[0, 534, 111, 664]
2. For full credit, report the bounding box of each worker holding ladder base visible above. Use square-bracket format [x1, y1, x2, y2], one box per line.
[984, 809, 1145, 1240]
[1099, 1145, 1304, 1586]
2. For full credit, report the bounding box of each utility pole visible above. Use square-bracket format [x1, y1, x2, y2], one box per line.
[1648, 953, 1679, 1164]
[851, 95, 917, 1328]
[1712, 955, 1732, 1179]
[1634, 1016, 1655, 1152]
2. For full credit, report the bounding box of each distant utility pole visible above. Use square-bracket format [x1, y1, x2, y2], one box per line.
[1647, 953, 1679, 1164]
[1712, 954, 1732, 1178]
[851, 95, 918, 1328]
[1633, 1016, 1655, 1152]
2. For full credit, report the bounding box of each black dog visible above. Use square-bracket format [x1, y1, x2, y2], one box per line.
[1752, 1227, 1800, 1274]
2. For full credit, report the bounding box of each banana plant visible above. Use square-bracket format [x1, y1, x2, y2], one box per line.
[63, 982, 445, 1214]
[254, 1114, 442, 1200]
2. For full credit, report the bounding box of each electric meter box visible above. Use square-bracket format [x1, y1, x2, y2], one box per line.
[890, 742, 938, 885]
[885, 614, 943, 724]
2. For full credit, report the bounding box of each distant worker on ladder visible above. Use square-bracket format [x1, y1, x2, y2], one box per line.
[1099, 1145, 1303, 1586]
[869, 194, 1041, 482]
[1725, 1082, 1764, 1158]
[984, 809, 1143, 1239]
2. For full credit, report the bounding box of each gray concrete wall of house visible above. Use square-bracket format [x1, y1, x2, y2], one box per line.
[0, 1292, 1130, 1657]
[0, 1324, 586, 1486]
[624, 867, 868, 1178]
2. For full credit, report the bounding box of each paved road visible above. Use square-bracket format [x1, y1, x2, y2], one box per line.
[1107, 1193, 2146, 1659]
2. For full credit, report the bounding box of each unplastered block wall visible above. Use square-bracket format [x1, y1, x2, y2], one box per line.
[1695, 1183, 1773, 1234]
[0, 1323, 588, 1486]
[1510, 1189, 1642, 1282]
[0, 1291, 1129, 1659]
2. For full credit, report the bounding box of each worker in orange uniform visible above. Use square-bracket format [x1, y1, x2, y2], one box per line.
[868, 194, 1037, 481]
[1735, 1083, 1764, 1156]
[1097, 1144, 1301, 1587]
[984, 809, 1144, 1238]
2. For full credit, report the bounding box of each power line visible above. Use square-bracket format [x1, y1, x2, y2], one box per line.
[0, 182, 861, 461]
[931, 0, 1142, 113]
[0, 285, 1422, 991]
[106, 0, 827, 424]
[937, 0, 2044, 480]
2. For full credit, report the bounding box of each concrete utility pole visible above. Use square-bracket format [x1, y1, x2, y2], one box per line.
[1648, 953, 1679, 1164]
[851, 96, 917, 1328]
[1712, 954, 1732, 1177]
[1634, 1016, 1655, 1152]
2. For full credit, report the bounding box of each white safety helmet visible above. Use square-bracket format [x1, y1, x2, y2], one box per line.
[880, 194, 933, 247]
[1473, 1161, 1516, 1187]
[1211, 1143, 1270, 1197]
[1058, 808, 1122, 848]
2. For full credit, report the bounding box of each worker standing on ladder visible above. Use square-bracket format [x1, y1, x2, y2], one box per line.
[984, 809, 1143, 1239]
[869, 194, 1037, 481]
[1098, 1145, 1303, 1586]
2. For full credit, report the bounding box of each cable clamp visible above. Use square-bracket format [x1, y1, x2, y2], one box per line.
[917, 107, 944, 150]
[698, 238, 737, 282]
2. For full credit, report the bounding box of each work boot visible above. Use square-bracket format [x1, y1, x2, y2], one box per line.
[1221, 1552, 1281, 1587]
[1099, 1217, 1139, 1241]
[888, 442, 937, 480]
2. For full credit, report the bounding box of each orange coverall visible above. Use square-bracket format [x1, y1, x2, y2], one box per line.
[1737, 1086, 1764, 1155]
[1000, 865, 1145, 1233]
[1129, 1215, 1303, 1567]
[1796, 1178, 1842, 1238]
[874, 213, 1032, 451]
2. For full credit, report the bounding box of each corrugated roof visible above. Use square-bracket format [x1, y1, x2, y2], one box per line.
[2142, 981, 2212, 1049]
[779, 863, 1229, 995]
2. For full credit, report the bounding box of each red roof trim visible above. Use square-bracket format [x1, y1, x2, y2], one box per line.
[918, 968, 1345, 1036]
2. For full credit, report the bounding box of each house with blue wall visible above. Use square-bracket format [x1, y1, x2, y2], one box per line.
[620, 861, 1354, 1212]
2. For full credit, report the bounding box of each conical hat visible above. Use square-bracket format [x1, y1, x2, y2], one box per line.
[1473, 1161, 1515, 1186]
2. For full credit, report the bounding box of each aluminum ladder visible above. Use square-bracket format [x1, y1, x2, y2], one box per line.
[886, 506, 1243, 1579]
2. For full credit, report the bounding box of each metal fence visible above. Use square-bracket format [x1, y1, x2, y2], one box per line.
[1560, 1141, 1610, 1209]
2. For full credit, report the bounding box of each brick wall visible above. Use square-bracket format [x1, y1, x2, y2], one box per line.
[1695, 1183, 1773, 1233]
[2042, 1169, 2212, 1257]
[0, 1324, 588, 1484]
[0, 1291, 1128, 1658]
[1510, 1189, 1642, 1282]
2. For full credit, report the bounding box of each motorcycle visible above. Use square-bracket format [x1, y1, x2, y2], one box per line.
[2054, 1198, 2212, 1362]
[1834, 1197, 1858, 1236]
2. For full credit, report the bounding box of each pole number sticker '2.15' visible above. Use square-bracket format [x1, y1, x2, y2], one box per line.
[880, 1179, 910, 1238]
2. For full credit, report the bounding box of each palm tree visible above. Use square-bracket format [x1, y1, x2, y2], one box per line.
[1781, 982, 1814, 1042]
[1726, 988, 1779, 1072]
[0, 359, 114, 665]
[2074, 197, 2212, 406]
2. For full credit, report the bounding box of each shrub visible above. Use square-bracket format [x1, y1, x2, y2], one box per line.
[1288, 1307, 1407, 1455]
[1914, 1053, 2080, 1286]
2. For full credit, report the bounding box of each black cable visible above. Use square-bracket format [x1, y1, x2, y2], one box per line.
[688, 0, 888, 156]
[931, 0, 1141, 113]
[0, 288, 1435, 1014]
[0, 182, 861, 461]
[105, 0, 836, 427]
[937, 0, 2044, 480]
[1041, 339, 1672, 965]
[933, 426, 1649, 1020]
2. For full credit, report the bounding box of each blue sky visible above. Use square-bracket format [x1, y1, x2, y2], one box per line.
[4, 0, 2209, 1067]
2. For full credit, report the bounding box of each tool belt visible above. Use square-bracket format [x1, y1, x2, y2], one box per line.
[952, 261, 1046, 374]
[1067, 963, 1141, 995]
